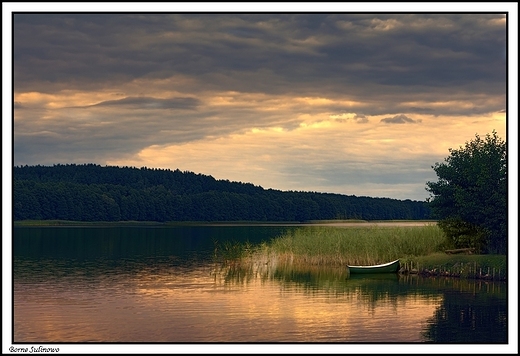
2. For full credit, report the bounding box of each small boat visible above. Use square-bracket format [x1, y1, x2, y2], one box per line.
[347, 259, 400, 274]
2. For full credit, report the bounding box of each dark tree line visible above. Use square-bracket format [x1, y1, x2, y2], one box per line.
[14, 164, 431, 222]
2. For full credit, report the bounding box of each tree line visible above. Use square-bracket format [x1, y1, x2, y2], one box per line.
[13, 164, 431, 222]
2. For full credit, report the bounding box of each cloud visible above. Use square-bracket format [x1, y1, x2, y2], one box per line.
[380, 114, 422, 124]
[10, 13, 509, 200]
[353, 114, 369, 123]
[85, 96, 200, 110]
[102, 110, 506, 201]
[329, 113, 369, 124]
[13, 14, 506, 101]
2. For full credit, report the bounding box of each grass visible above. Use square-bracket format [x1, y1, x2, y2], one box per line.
[228, 224, 507, 280]
[213, 239, 255, 263]
[405, 253, 507, 280]
[247, 224, 446, 266]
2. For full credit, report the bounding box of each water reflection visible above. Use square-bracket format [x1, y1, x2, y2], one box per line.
[219, 263, 508, 343]
[13, 225, 295, 261]
[13, 226, 508, 343]
[419, 280, 508, 343]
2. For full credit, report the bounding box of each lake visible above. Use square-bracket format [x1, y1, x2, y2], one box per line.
[11, 225, 509, 351]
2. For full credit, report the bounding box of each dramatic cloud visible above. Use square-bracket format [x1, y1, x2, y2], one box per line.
[9, 11, 511, 201]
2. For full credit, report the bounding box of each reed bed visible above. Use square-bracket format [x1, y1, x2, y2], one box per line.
[215, 224, 507, 282]
[243, 224, 446, 267]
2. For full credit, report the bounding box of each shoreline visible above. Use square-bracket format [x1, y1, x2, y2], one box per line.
[13, 220, 437, 227]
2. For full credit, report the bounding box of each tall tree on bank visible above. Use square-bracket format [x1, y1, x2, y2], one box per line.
[426, 131, 507, 254]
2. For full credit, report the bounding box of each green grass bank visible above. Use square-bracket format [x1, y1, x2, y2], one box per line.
[222, 225, 507, 281]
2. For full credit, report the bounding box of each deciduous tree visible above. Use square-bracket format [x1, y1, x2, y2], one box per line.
[426, 131, 507, 253]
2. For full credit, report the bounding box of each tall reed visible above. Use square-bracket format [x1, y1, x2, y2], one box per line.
[245, 224, 446, 267]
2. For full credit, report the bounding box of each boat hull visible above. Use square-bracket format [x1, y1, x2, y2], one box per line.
[347, 259, 400, 274]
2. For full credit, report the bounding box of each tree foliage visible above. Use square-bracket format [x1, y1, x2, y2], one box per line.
[426, 131, 507, 254]
[14, 164, 432, 223]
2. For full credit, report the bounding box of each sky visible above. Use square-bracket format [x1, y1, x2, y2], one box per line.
[5, 5, 517, 204]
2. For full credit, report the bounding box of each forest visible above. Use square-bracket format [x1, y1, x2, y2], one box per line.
[13, 164, 432, 222]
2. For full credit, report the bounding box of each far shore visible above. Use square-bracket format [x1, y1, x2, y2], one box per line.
[13, 220, 437, 227]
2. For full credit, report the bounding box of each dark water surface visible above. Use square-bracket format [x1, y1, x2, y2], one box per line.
[12, 226, 508, 345]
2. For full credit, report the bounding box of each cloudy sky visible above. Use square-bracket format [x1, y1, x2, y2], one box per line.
[5, 5, 516, 201]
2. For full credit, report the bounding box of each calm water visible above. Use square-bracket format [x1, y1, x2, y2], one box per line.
[12, 226, 508, 344]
